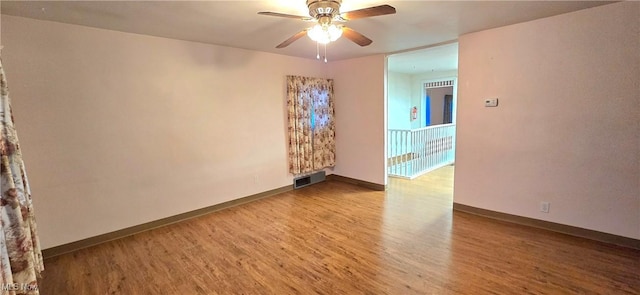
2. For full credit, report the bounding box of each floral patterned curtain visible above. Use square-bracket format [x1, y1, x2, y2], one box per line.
[0, 58, 44, 295]
[311, 79, 335, 170]
[286, 75, 335, 175]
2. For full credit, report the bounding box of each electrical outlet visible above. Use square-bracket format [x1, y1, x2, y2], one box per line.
[540, 201, 550, 213]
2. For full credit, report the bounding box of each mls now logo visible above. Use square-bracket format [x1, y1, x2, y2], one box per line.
[1, 283, 38, 291]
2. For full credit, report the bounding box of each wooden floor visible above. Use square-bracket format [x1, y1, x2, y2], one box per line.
[39, 166, 640, 294]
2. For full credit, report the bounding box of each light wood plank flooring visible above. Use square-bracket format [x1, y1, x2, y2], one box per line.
[39, 166, 639, 294]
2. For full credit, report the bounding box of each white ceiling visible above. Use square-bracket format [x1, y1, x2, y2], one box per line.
[388, 42, 458, 74]
[1, 1, 614, 64]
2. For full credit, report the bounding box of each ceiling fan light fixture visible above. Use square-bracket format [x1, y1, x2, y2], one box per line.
[260, 0, 394, 50]
[308, 24, 343, 44]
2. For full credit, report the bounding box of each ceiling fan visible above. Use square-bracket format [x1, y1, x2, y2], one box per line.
[258, 0, 396, 49]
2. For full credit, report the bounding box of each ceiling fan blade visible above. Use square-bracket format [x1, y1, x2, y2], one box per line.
[342, 27, 373, 47]
[276, 30, 308, 48]
[340, 4, 396, 20]
[258, 11, 313, 21]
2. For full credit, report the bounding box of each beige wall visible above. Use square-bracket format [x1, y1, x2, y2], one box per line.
[454, 2, 639, 238]
[1, 15, 331, 248]
[329, 55, 387, 186]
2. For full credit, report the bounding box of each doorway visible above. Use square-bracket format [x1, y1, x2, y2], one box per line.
[386, 42, 458, 203]
[424, 85, 454, 127]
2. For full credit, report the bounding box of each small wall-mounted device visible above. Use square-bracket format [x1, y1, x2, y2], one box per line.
[484, 98, 499, 107]
[540, 201, 550, 213]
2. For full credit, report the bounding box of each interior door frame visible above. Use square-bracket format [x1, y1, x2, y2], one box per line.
[420, 77, 458, 127]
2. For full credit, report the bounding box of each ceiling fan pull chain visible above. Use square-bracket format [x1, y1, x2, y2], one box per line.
[316, 41, 320, 60]
[324, 43, 328, 63]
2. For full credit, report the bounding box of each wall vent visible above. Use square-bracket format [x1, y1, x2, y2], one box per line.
[294, 171, 326, 189]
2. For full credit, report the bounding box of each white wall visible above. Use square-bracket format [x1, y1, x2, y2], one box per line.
[1, 15, 330, 248]
[454, 2, 639, 239]
[329, 55, 386, 186]
[387, 71, 412, 130]
[411, 70, 458, 129]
